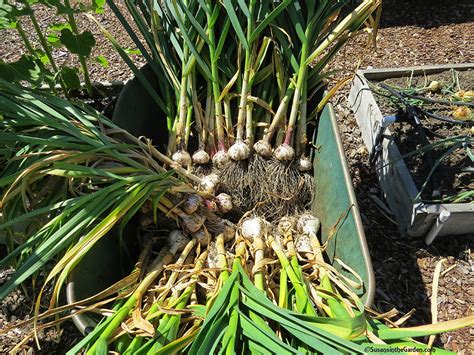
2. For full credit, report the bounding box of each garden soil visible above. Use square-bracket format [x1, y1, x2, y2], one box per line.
[370, 69, 473, 201]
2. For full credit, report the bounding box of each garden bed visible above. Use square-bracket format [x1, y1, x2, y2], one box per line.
[373, 68, 473, 202]
[349, 63, 474, 240]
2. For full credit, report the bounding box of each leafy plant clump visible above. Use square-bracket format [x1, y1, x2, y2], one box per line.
[1, 0, 473, 354]
[0, 0, 106, 96]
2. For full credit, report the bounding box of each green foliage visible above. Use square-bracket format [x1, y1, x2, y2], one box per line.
[0, 55, 50, 86]
[0, 0, 107, 95]
[95, 55, 109, 68]
[59, 28, 96, 57]
[58, 65, 81, 89]
[0, 78, 178, 299]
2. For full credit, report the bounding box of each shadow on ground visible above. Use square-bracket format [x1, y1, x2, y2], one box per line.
[379, 0, 474, 28]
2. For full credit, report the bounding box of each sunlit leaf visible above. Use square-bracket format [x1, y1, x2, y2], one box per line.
[60, 29, 96, 57]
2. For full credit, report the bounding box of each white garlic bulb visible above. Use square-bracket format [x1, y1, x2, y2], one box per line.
[215, 193, 233, 214]
[241, 217, 265, 241]
[201, 173, 220, 194]
[274, 144, 295, 161]
[192, 149, 210, 165]
[212, 150, 230, 166]
[253, 140, 272, 158]
[297, 156, 313, 172]
[172, 150, 192, 167]
[228, 141, 250, 161]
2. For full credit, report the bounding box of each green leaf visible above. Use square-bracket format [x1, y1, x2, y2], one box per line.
[374, 316, 474, 340]
[222, 0, 249, 51]
[124, 48, 141, 55]
[37, 0, 74, 15]
[0, 2, 33, 20]
[189, 272, 239, 353]
[59, 66, 81, 90]
[189, 304, 206, 318]
[95, 55, 109, 68]
[249, 0, 292, 43]
[237, 264, 363, 353]
[239, 310, 296, 354]
[48, 22, 71, 31]
[60, 29, 96, 57]
[0, 55, 44, 86]
[35, 50, 50, 65]
[165, 0, 212, 79]
[154, 328, 199, 354]
[94, 338, 109, 355]
[47, 33, 62, 47]
[175, 0, 210, 46]
[94, 0, 106, 13]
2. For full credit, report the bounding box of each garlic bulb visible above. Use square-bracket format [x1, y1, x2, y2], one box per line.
[168, 230, 189, 251]
[253, 140, 272, 158]
[201, 173, 220, 194]
[212, 150, 230, 166]
[172, 150, 192, 167]
[193, 228, 211, 246]
[277, 216, 296, 235]
[183, 194, 202, 214]
[180, 213, 206, 233]
[274, 144, 295, 161]
[228, 141, 250, 161]
[222, 220, 237, 242]
[297, 156, 313, 172]
[215, 193, 233, 214]
[192, 149, 210, 165]
[295, 234, 312, 254]
[241, 217, 265, 241]
[297, 213, 320, 236]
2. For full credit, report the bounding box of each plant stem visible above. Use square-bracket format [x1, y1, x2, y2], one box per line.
[124, 131, 203, 184]
[253, 236, 265, 291]
[278, 268, 288, 308]
[263, 83, 294, 144]
[268, 235, 316, 317]
[64, 0, 94, 97]
[86, 247, 170, 354]
[176, 59, 189, 150]
[145, 250, 207, 353]
[190, 74, 206, 150]
[224, 97, 234, 145]
[295, 80, 308, 156]
[25, 4, 68, 95]
[16, 21, 58, 94]
[236, 0, 256, 145]
[207, 7, 226, 152]
[308, 232, 351, 318]
[16, 21, 36, 56]
[216, 233, 229, 282]
[204, 88, 213, 152]
[285, 18, 315, 147]
[90, 238, 196, 354]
